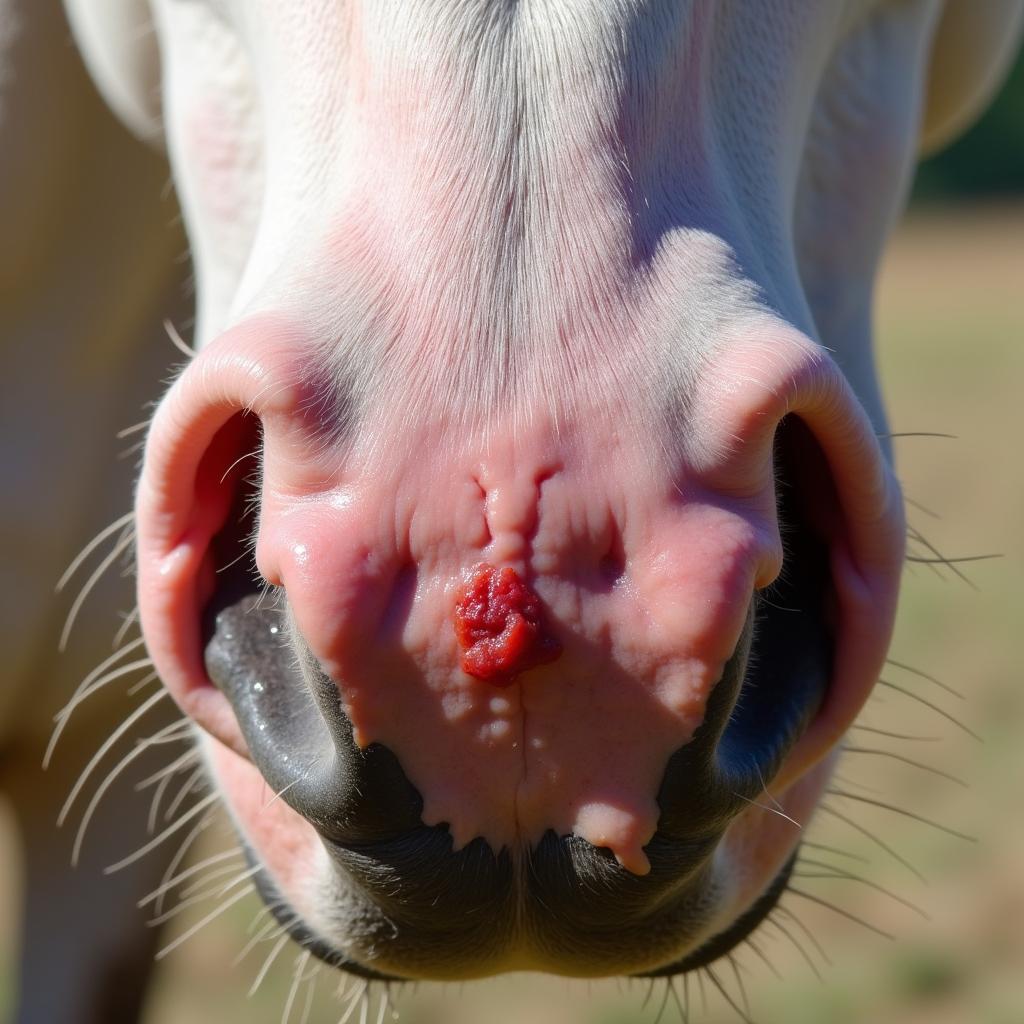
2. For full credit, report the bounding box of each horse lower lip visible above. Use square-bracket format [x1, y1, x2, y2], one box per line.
[634, 852, 797, 977]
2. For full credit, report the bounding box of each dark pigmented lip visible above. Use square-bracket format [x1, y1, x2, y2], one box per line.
[239, 840, 404, 982]
[238, 818, 798, 983]
[635, 853, 797, 978]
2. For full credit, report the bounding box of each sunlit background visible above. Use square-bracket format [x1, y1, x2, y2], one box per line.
[2, 29, 1022, 1024]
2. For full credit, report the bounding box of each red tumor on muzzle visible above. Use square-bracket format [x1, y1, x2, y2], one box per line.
[454, 564, 562, 685]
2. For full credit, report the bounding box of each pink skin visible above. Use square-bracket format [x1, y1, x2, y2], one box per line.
[136, 313, 903, 894]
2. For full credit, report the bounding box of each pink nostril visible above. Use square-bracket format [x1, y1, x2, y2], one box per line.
[454, 564, 561, 686]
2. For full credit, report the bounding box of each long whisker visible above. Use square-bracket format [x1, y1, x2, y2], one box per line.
[850, 724, 941, 743]
[817, 803, 924, 881]
[795, 857, 928, 918]
[250, 933, 292, 996]
[136, 747, 200, 792]
[826, 788, 975, 842]
[105, 791, 219, 874]
[164, 318, 196, 358]
[44, 639, 149, 767]
[732, 791, 802, 829]
[875, 679, 980, 741]
[139, 847, 243, 908]
[46, 657, 156, 767]
[150, 810, 232, 918]
[59, 688, 170, 833]
[787, 887, 894, 939]
[884, 658, 965, 700]
[71, 718, 192, 865]
[903, 494, 940, 519]
[54, 636, 147, 715]
[112, 606, 141, 649]
[775, 901, 833, 968]
[58, 526, 135, 651]
[800, 839, 867, 863]
[282, 950, 312, 1024]
[840, 746, 967, 787]
[764, 912, 823, 979]
[905, 525, 973, 586]
[880, 431, 956, 440]
[337, 979, 369, 1024]
[668, 976, 689, 1024]
[651, 976, 672, 1024]
[148, 864, 260, 926]
[116, 420, 149, 439]
[56, 511, 134, 593]
[727, 953, 751, 1016]
[704, 963, 754, 1024]
[233, 917, 283, 966]
[164, 764, 207, 822]
[743, 934, 782, 980]
[155, 884, 255, 960]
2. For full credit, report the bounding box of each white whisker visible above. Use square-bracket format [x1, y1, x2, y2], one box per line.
[164, 318, 196, 358]
[262, 776, 304, 811]
[731, 791, 802, 829]
[112, 606, 141, 649]
[338, 981, 368, 1024]
[56, 510, 134, 593]
[233, 918, 282, 966]
[151, 813, 226, 912]
[58, 526, 135, 651]
[136, 746, 199, 792]
[71, 717, 191, 864]
[126, 670, 159, 697]
[155, 884, 255, 960]
[149, 864, 260, 925]
[105, 791, 219, 874]
[140, 847, 243, 908]
[282, 950, 312, 1024]
[249, 933, 291, 997]
[45, 638, 148, 767]
[59, 688, 170, 835]
[164, 764, 207, 822]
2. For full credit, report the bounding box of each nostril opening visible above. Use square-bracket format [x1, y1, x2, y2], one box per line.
[713, 414, 835, 786]
[204, 411, 266, 596]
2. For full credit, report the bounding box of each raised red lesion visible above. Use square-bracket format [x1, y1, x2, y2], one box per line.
[454, 563, 561, 685]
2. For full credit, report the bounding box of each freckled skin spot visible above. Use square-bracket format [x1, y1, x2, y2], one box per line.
[454, 564, 561, 685]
